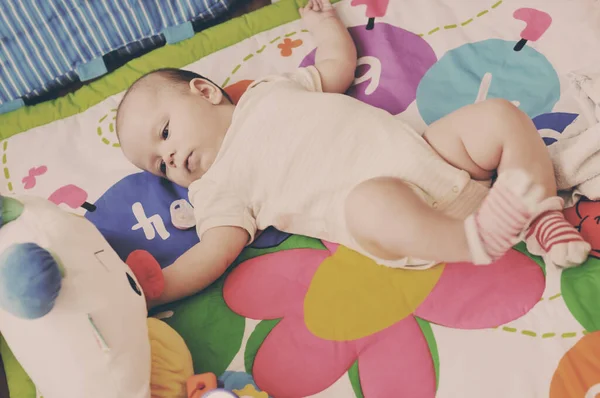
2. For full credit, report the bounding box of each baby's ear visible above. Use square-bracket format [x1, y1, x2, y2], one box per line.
[0, 196, 24, 227]
[189, 78, 223, 105]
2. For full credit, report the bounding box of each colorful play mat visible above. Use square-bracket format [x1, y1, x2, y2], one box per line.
[1, 0, 600, 396]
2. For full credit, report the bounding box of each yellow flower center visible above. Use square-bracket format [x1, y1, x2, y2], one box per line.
[304, 246, 444, 341]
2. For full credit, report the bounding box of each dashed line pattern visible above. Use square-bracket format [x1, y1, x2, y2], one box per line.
[221, 29, 311, 87]
[495, 326, 588, 339]
[539, 293, 562, 301]
[417, 0, 503, 37]
[96, 109, 120, 148]
[2, 140, 13, 192]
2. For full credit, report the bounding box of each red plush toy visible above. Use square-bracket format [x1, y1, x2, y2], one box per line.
[564, 200, 600, 259]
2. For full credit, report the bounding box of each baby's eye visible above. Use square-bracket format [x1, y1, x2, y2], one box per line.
[159, 160, 167, 175]
[162, 123, 169, 140]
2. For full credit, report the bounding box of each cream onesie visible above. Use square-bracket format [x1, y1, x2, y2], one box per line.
[188, 66, 489, 268]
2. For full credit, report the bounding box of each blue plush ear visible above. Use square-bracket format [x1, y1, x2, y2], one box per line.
[0, 243, 62, 319]
[0, 196, 24, 227]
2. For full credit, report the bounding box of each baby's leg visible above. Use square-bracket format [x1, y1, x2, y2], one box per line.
[345, 174, 541, 264]
[424, 99, 590, 267]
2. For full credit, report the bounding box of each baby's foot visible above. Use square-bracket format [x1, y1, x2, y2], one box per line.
[525, 197, 591, 267]
[465, 170, 544, 264]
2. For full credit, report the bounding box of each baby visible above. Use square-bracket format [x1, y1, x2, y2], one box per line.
[117, 0, 591, 307]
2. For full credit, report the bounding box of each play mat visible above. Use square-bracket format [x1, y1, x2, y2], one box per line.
[2, 0, 600, 396]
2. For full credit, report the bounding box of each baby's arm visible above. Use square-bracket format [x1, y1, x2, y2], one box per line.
[149, 226, 248, 308]
[300, 0, 357, 93]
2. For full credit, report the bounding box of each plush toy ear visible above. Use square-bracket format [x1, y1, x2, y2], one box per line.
[0, 243, 62, 319]
[0, 196, 24, 227]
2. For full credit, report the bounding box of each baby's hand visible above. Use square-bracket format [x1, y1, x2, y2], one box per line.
[298, 0, 356, 93]
[299, 0, 337, 30]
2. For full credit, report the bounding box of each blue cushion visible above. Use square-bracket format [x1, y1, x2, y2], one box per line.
[0, 0, 236, 108]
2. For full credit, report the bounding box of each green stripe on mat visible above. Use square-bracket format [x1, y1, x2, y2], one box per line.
[348, 361, 364, 398]
[0, 0, 335, 141]
[416, 317, 440, 389]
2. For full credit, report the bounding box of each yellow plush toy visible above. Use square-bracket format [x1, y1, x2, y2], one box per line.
[147, 317, 194, 398]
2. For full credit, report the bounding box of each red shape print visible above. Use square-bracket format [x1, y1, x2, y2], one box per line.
[513, 8, 552, 51]
[351, 0, 390, 29]
[22, 166, 48, 190]
[278, 38, 303, 57]
[48, 184, 96, 212]
[224, 79, 255, 104]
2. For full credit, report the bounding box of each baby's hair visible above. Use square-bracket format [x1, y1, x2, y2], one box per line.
[115, 68, 232, 139]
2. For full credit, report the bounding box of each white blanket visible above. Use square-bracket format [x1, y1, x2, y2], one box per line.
[551, 70, 600, 203]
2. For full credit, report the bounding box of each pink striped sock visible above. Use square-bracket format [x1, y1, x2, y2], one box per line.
[526, 210, 586, 253]
[474, 185, 533, 260]
[464, 170, 543, 264]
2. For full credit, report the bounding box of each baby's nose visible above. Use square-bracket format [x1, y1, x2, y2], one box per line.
[164, 152, 176, 167]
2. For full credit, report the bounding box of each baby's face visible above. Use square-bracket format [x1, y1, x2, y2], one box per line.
[118, 77, 233, 188]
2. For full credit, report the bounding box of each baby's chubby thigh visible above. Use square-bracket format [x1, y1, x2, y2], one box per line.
[342, 176, 432, 261]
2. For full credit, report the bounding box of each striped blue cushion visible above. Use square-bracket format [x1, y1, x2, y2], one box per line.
[0, 0, 233, 106]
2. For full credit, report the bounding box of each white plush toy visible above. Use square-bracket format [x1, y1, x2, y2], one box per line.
[0, 194, 151, 398]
